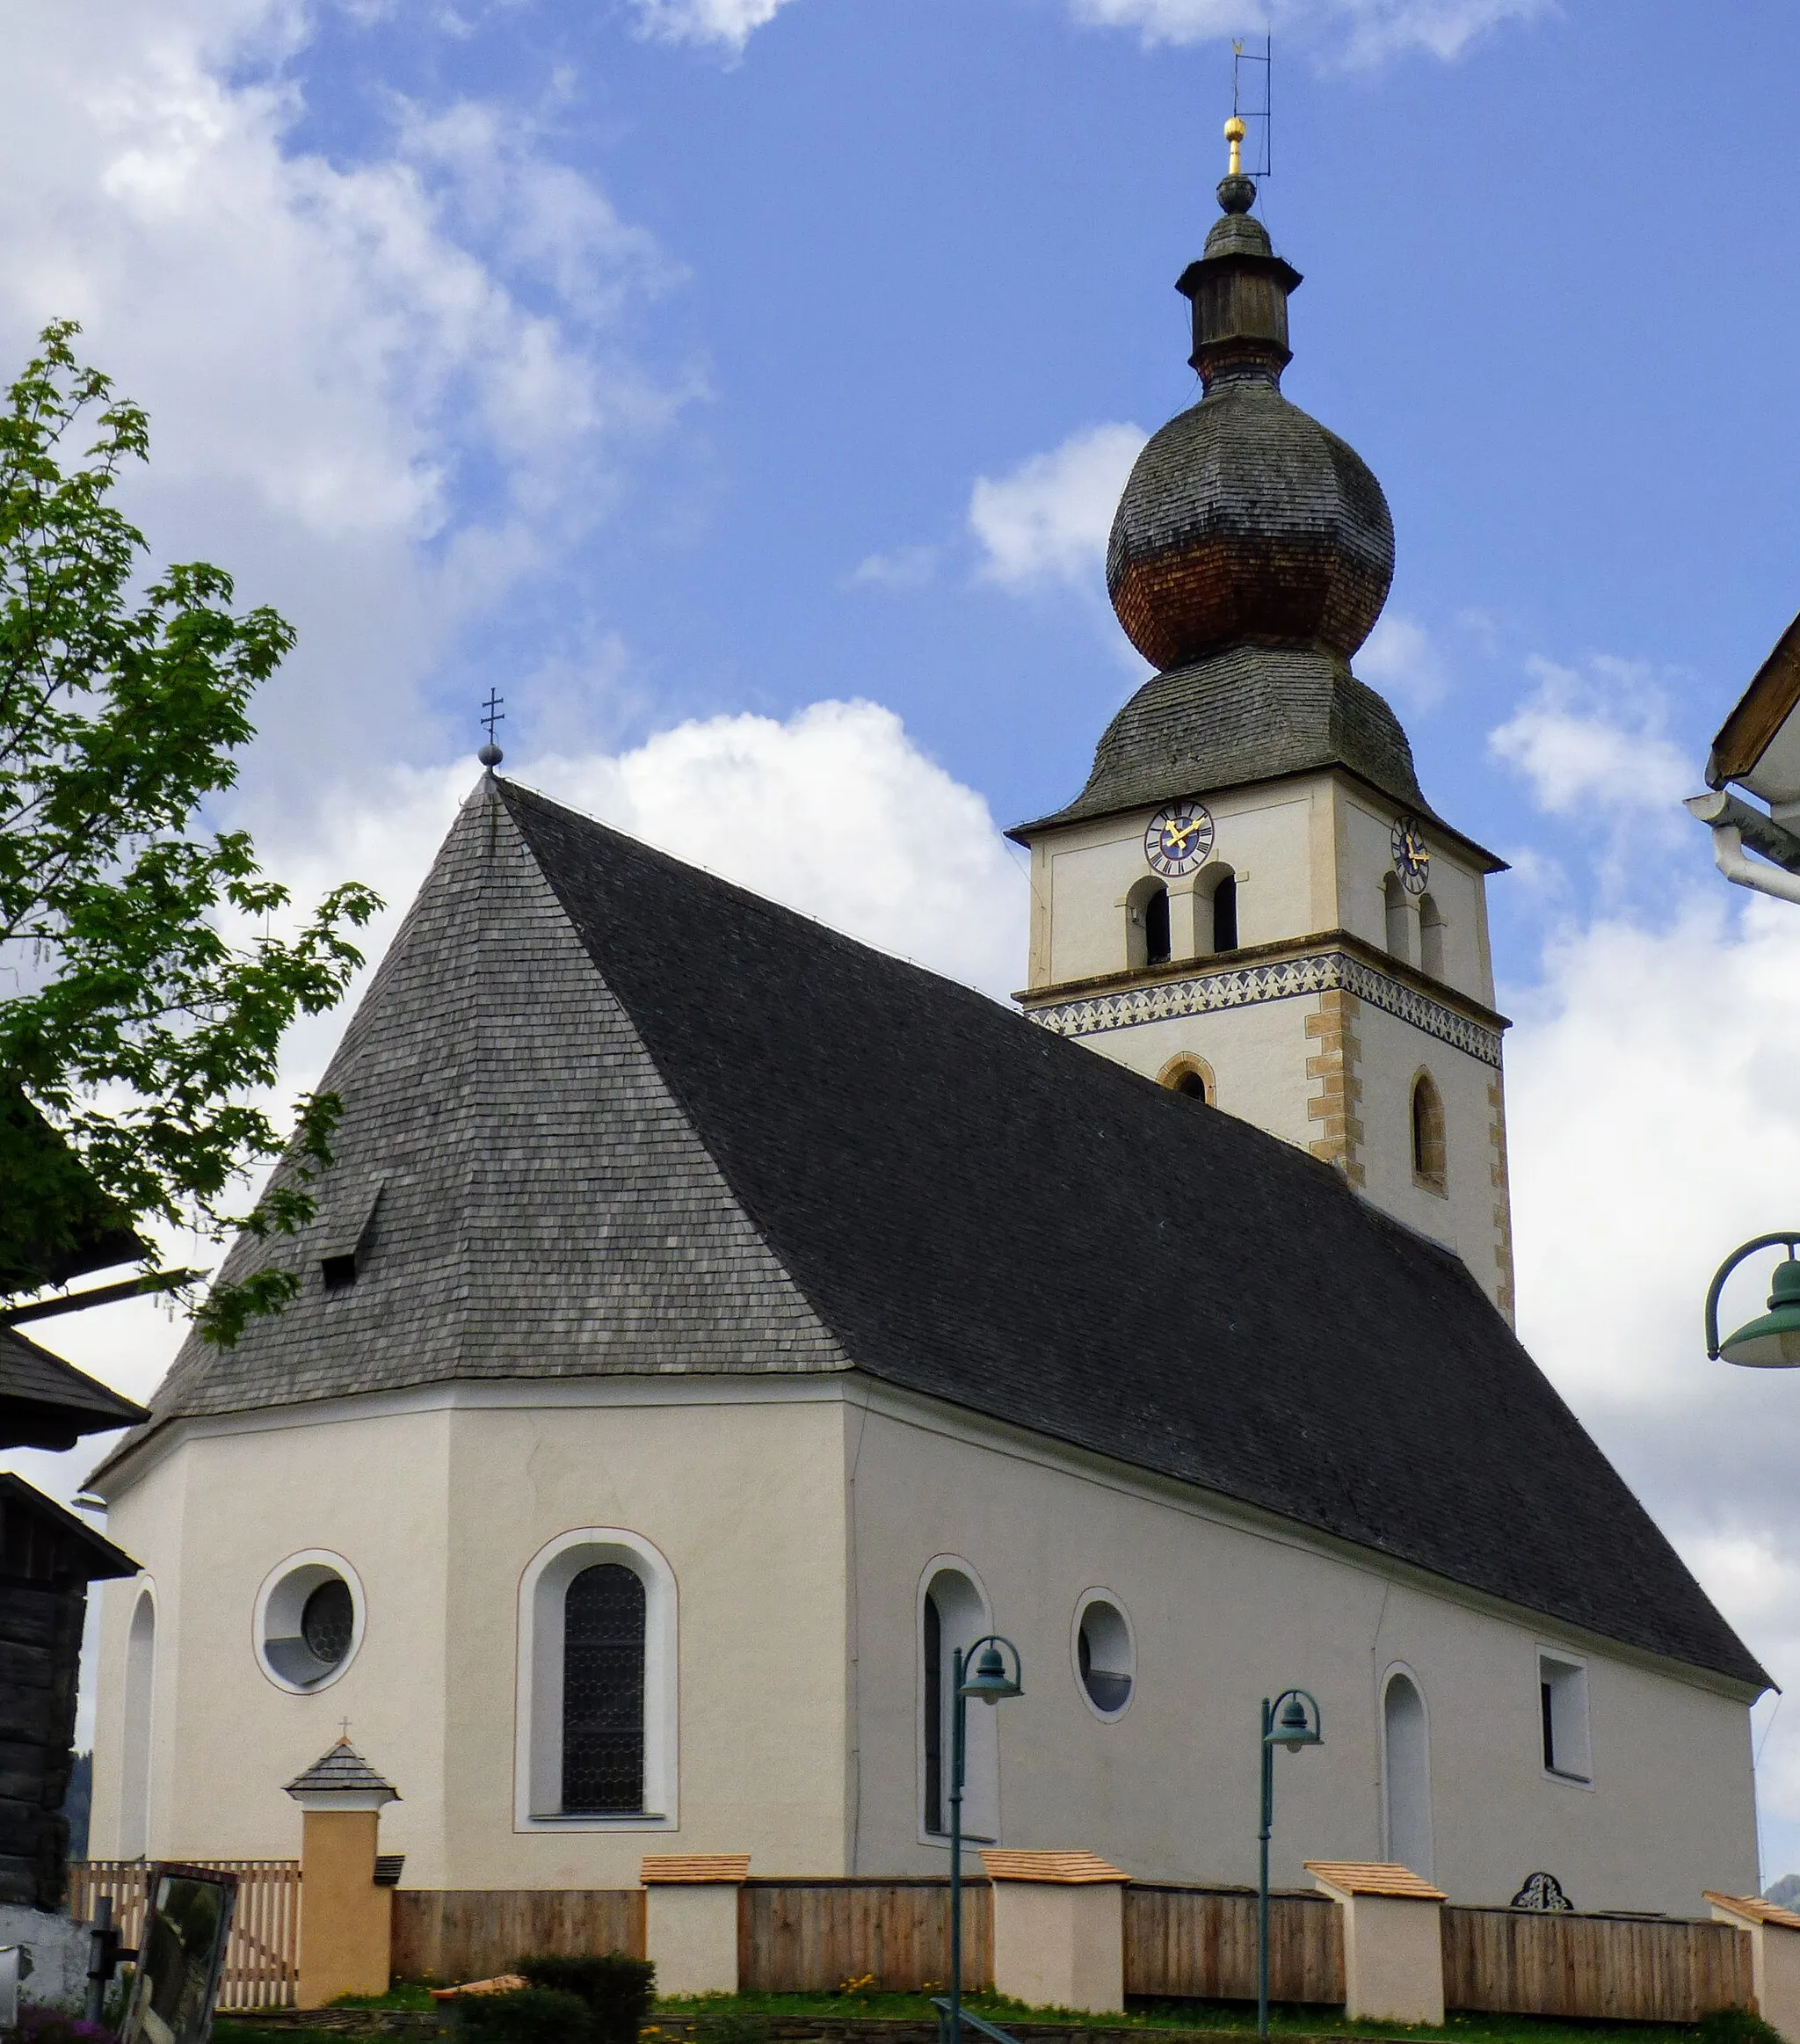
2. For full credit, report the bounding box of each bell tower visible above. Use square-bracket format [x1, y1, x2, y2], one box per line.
[1011, 124, 1514, 1319]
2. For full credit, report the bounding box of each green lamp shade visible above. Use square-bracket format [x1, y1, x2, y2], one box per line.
[1721, 1261, 1800, 1367]
[958, 1643, 1022, 1706]
[1268, 1694, 1321, 1749]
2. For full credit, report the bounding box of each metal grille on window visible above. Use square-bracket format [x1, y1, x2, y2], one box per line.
[300, 1579, 354, 1668]
[562, 1562, 647, 1814]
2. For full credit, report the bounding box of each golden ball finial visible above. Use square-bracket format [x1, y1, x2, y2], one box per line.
[1223, 114, 1246, 177]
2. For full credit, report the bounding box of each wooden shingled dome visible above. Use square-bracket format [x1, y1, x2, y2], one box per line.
[1106, 172, 1394, 673]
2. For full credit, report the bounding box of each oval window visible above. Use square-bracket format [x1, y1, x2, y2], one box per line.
[256, 1553, 364, 1692]
[1074, 1595, 1135, 1719]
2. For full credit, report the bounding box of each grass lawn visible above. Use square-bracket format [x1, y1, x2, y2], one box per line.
[656, 1991, 1726, 2044]
[214, 1992, 1752, 2044]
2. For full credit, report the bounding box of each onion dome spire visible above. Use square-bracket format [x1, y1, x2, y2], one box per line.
[1105, 121, 1394, 676]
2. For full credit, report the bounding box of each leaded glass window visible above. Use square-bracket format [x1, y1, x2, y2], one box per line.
[562, 1561, 646, 1814]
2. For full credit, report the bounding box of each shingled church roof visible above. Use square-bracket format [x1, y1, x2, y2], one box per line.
[97, 777, 1763, 1691]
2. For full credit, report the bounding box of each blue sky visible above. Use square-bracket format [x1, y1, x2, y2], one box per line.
[9, 0, 1800, 1884]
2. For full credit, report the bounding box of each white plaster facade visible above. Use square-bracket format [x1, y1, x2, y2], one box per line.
[89, 1376, 1758, 1917]
[1017, 769, 1513, 1313]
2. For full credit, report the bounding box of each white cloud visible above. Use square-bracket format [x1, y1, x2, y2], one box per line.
[852, 543, 940, 591]
[969, 423, 1145, 592]
[1070, 0, 1546, 61]
[628, 0, 802, 51]
[1504, 887, 1800, 1873]
[0, 1, 688, 827]
[1357, 610, 1449, 710]
[652, 0, 1548, 63]
[1489, 654, 1693, 818]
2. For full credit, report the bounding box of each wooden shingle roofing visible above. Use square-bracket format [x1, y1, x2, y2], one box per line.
[98, 779, 1764, 1692]
[1306, 1861, 1445, 1902]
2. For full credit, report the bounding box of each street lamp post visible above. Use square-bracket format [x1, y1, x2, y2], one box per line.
[1706, 1235, 1800, 1367]
[947, 1636, 1023, 2044]
[1258, 1691, 1323, 2044]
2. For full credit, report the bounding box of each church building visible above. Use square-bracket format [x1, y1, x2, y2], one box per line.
[86, 149, 1764, 1922]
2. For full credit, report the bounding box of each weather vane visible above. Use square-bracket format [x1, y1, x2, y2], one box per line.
[479, 688, 505, 771]
[1230, 36, 1272, 181]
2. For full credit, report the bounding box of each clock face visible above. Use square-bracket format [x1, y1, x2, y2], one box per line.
[1390, 814, 1430, 895]
[1144, 800, 1216, 878]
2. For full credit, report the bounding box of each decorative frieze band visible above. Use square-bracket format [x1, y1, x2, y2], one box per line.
[1026, 949, 1504, 1068]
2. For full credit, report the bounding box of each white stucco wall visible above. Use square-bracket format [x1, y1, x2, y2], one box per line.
[1070, 999, 1317, 1147]
[90, 1378, 1755, 1917]
[91, 1385, 852, 1887]
[1033, 784, 1318, 993]
[842, 1388, 1758, 1917]
[1353, 1003, 1501, 1277]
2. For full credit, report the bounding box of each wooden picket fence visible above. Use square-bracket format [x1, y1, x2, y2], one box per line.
[1442, 1905, 1755, 2024]
[70, 1859, 301, 2011]
[1123, 1885, 1344, 2004]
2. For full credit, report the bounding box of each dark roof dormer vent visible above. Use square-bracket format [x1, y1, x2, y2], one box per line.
[315, 1177, 383, 1296]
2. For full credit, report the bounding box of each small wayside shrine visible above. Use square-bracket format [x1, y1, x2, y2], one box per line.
[85, 134, 1765, 1948]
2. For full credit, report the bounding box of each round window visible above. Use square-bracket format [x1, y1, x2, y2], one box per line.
[256, 1553, 364, 1692]
[1074, 1595, 1135, 1720]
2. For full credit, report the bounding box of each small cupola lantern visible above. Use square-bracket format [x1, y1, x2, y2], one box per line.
[285, 1738, 399, 2009]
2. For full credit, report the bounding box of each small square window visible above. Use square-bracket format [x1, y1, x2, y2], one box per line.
[1538, 1652, 1591, 1782]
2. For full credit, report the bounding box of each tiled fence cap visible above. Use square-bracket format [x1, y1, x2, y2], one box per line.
[641, 1854, 751, 1885]
[977, 1850, 1129, 1885]
[1706, 1891, 1800, 1931]
[1305, 1860, 1446, 1901]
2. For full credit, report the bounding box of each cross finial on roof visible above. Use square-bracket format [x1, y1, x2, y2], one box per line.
[339, 1717, 352, 1742]
[479, 689, 505, 773]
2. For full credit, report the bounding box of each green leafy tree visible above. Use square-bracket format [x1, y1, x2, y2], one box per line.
[0, 323, 380, 1342]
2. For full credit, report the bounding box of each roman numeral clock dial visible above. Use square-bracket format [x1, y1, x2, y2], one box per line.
[1144, 800, 1215, 878]
[1390, 814, 1430, 894]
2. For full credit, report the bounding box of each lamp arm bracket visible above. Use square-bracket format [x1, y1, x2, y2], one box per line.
[1705, 1234, 1800, 1357]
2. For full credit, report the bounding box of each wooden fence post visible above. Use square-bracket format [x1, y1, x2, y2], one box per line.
[641, 1856, 750, 1996]
[1305, 1861, 1446, 2026]
[977, 1851, 1129, 2015]
[285, 1739, 400, 2010]
[1709, 1893, 1800, 2040]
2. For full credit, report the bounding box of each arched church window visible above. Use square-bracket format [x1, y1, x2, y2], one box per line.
[1144, 885, 1172, 965]
[517, 1529, 677, 1829]
[562, 1562, 647, 1815]
[1411, 1073, 1447, 1195]
[1211, 875, 1238, 953]
[1383, 1669, 1433, 1878]
[1383, 873, 1415, 964]
[120, 1586, 156, 1859]
[919, 1560, 998, 1842]
[1126, 877, 1169, 971]
[1418, 893, 1446, 981]
[1158, 1055, 1215, 1105]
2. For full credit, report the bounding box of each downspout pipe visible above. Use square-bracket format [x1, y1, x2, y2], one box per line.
[1686, 792, 1800, 908]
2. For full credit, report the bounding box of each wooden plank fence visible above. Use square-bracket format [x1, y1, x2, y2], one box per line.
[1442, 1907, 1755, 2024]
[70, 1860, 301, 2012]
[738, 1878, 991, 1995]
[1124, 1886, 1344, 2005]
[391, 1889, 645, 1986]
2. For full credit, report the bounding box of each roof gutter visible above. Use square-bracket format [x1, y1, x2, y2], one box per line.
[1686, 791, 1800, 907]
